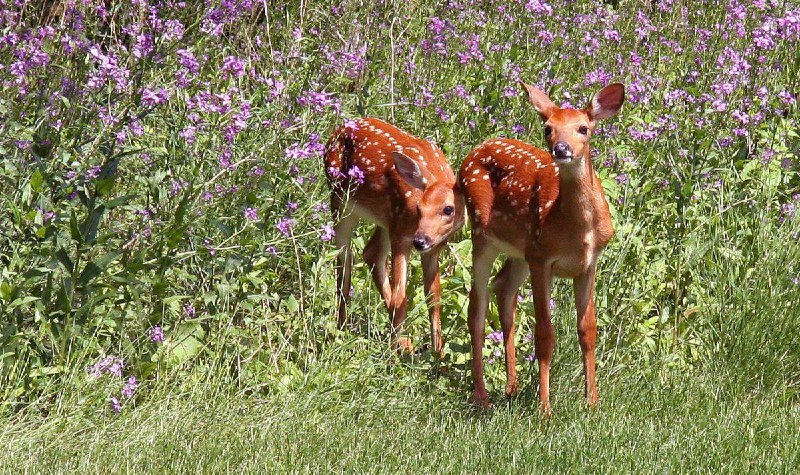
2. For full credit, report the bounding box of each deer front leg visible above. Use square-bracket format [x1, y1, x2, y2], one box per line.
[492, 258, 529, 397]
[530, 262, 554, 414]
[468, 236, 498, 408]
[421, 245, 445, 357]
[574, 266, 599, 406]
[388, 239, 413, 354]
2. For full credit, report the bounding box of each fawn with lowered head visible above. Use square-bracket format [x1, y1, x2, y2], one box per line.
[459, 82, 625, 411]
[325, 117, 465, 355]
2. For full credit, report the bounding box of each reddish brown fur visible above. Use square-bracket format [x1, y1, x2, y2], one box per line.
[325, 117, 465, 355]
[460, 83, 624, 412]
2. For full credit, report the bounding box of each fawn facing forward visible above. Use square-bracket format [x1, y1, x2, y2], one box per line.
[459, 82, 625, 411]
[325, 118, 465, 355]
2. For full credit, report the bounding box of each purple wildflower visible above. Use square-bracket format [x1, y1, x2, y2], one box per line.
[222, 55, 245, 78]
[250, 166, 265, 177]
[344, 118, 360, 134]
[277, 217, 294, 237]
[348, 165, 365, 184]
[486, 330, 504, 345]
[141, 86, 169, 107]
[327, 166, 345, 179]
[778, 91, 796, 105]
[148, 326, 164, 343]
[109, 396, 121, 414]
[322, 44, 368, 79]
[321, 224, 335, 242]
[179, 126, 197, 144]
[85, 166, 101, 180]
[525, 0, 553, 15]
[176, 49, 200, 74]
[121, 377, 138, 399]
[87, 356, 124, 378]
[244, 207, 259, 221]
[297, 90, 341, 113]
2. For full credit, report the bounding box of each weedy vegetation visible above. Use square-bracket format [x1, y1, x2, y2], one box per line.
[0, 0, 799, 472]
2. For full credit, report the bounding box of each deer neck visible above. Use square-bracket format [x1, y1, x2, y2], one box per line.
[555, 150, 600, 228]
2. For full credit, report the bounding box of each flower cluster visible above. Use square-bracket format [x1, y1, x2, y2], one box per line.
[87, 355, 139, 414]
[484, 330, 537, 364]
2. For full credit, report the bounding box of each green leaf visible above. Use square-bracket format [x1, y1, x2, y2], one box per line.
[69, 210, 83, 244]
[30, 169, 44, 193]
[77, 250, 122, 286]
[56, 278, 72, 314]
[8, 296, 39, 309]
[285, 294, 299, 313]
[95, 178, 115, 197]
[81, 204, 105, 244]
[54, 247, 74, 273]
[95, 249, 123, 269]
[167, 322, 206, 365]
[0, 283, 15, 302]
[163, 295, 190, 305]
[77, 262, 101, 286]
[103, 194, 137, 209]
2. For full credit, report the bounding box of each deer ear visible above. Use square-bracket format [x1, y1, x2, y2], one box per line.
[520, 81, 557, 120]
[587, 83, 625, 120]
[392, 151, 427, 190]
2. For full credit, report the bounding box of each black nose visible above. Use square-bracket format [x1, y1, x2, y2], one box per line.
[413, 237, 427, 250]
[552, 142, 572, 158]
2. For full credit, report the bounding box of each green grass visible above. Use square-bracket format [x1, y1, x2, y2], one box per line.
[2, 352, 798, 474]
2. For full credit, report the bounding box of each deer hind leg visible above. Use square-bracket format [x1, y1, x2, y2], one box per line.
[333, 211, 358, 328]
[363, 227, 392, 310]
[492, 258, 529, 397]
[388, 238, 413, 354]
[574, 266, 599, 406]
[421, 245, 445, 357]
[468, 234, 499, 408]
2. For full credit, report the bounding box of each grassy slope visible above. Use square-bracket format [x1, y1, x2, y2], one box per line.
[2, 358, 798, 474]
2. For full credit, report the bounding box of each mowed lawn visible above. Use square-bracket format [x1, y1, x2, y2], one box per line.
[2, 357, 798, 474]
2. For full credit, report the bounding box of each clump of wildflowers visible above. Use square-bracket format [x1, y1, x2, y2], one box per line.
[148, 326, 164, 343]
[109, 396, 121, 414]
[277, 217, 294, 237]
[87, 356, 124, 378]
[347, 165, 365, 185]
[244, 207, 259, 221]
[321, 224, 335, 242]
[121, 377, 139, 399]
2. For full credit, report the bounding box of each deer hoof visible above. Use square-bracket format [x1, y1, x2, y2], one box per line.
[504, 382, 519, 398]
[393, 337, 414, 355]
[472, 392, 491, 410]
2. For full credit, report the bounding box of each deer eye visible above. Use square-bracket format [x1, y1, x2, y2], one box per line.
[578, 126, 589, 135]
[443, 206, 454, 216]
[543, 126, 552, 136]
